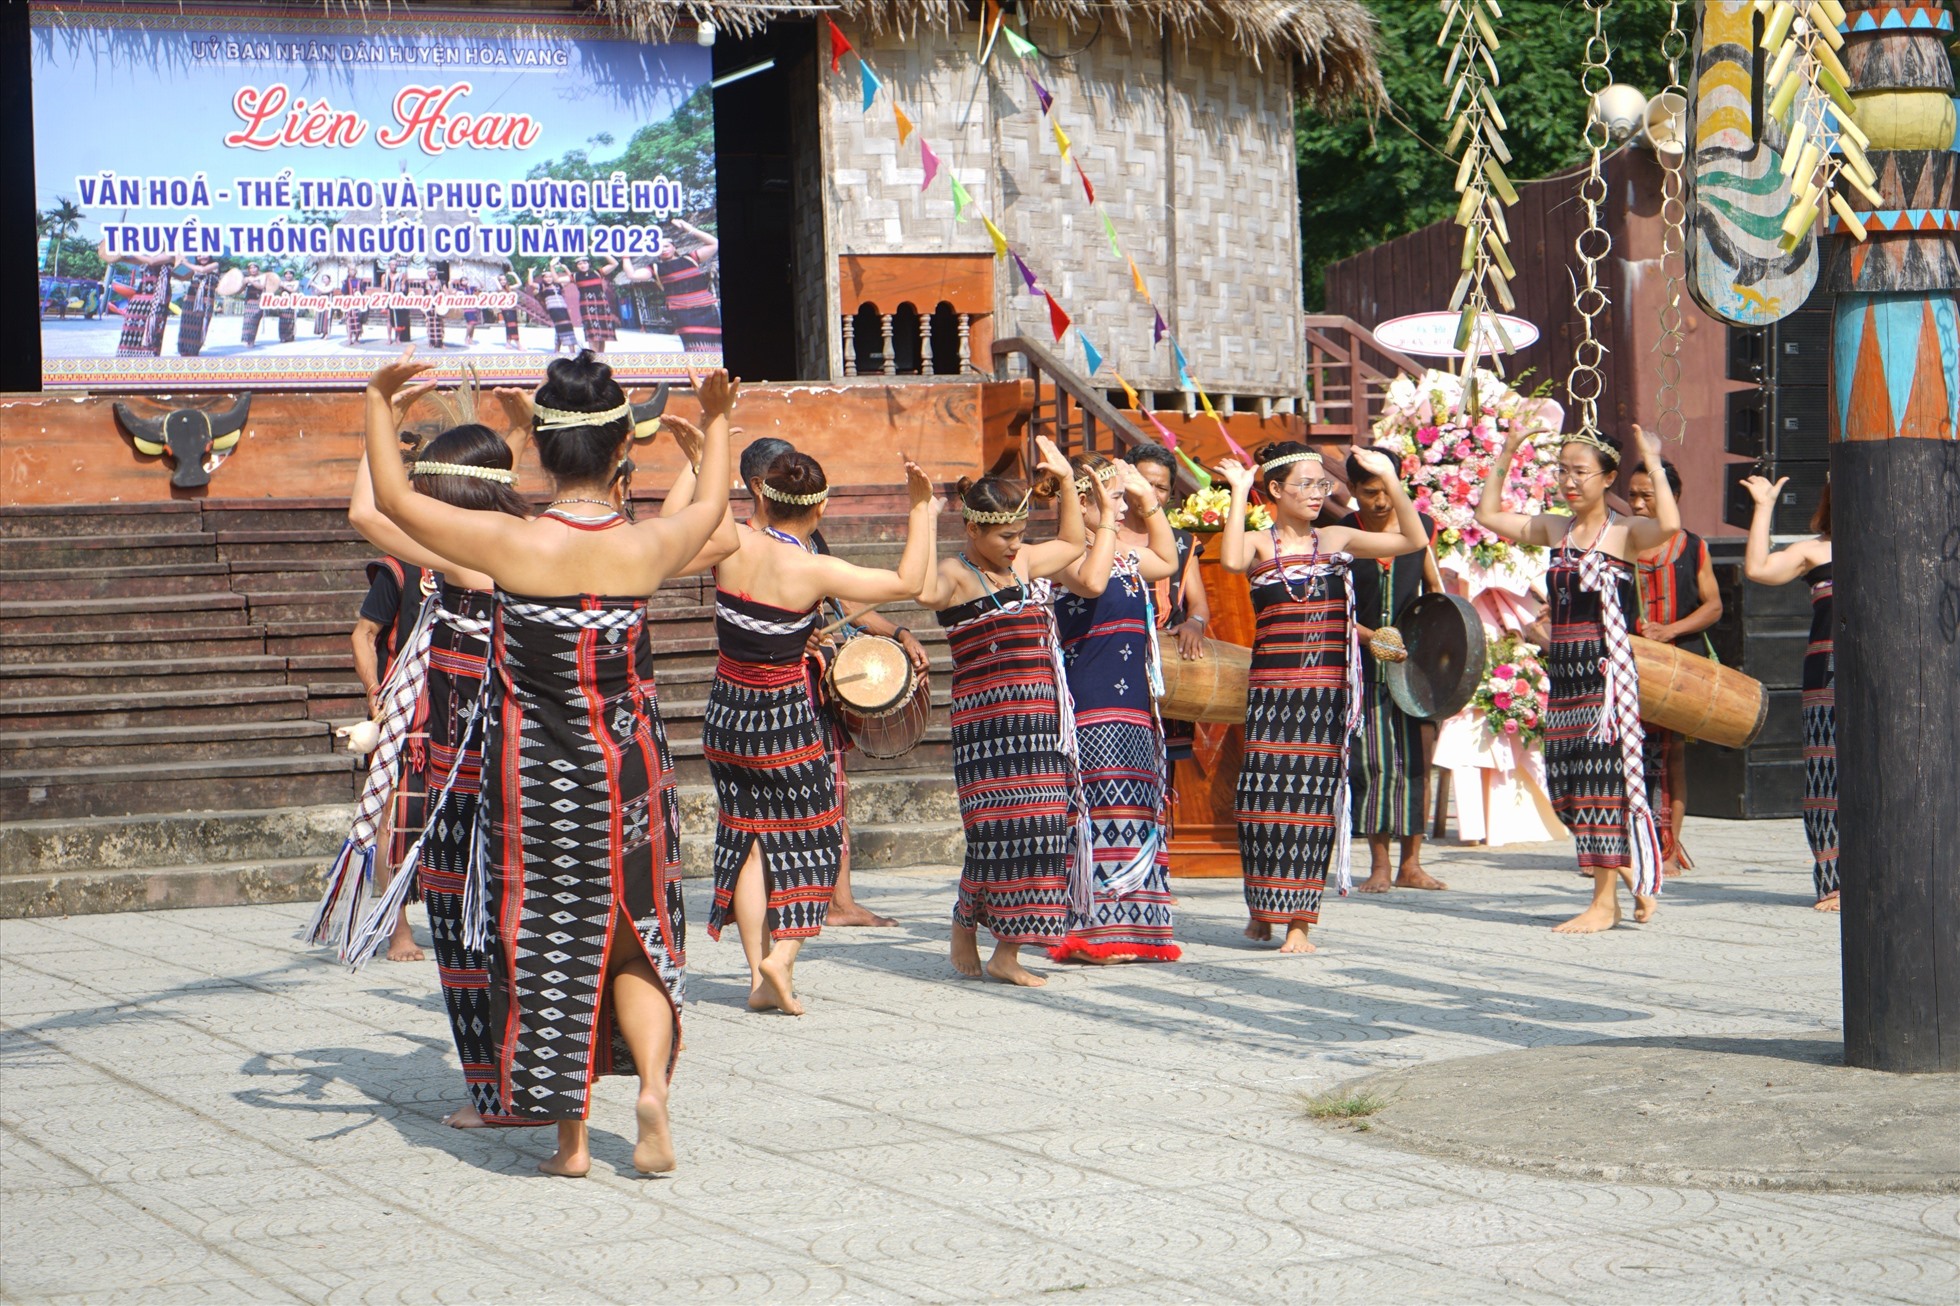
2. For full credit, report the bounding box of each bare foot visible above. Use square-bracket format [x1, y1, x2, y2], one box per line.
[387, 920, 425, 963]
[750, 953, 804, 1016]
[1633, 894, 1657, 924]
[1356, 874, 1396, 894]
[1394, 867, 1449, 890]
[537, 1148, 589, 1177]
[1813, 893, 1841, 913]
[1553, 899, 1623, 933]
[1243, 920, 1273, 943]
[827, 901, 897, 928]
[632, 1089, 676, 1174]
[985, 952, 1047, 987]
[443, 1104, 486, 1129]
[1662, 857, 1682, 879]
[950, 925, 982, 978]
[1277, 924, 1316, 954]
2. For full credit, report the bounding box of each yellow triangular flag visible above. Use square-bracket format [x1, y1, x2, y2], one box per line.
[1051, 120, 1070, 158]
[1199, 390, 1220, 422]
[894, 104, 914, 146]
[1130, 258, 1149, 298]
[982, 215, 1009, 259]
[1117, 375, 1141, 410]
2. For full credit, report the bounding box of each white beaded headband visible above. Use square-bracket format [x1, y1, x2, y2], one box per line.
[1561, 431, 1622, 465]
[1258, 450, 1324, 476]
[533, 399, 633, 432]
[963, 490, 1032, 525]
[758, 481, 829, 507]
[1072, 463, 1120, 495]
[411, 461, 517, 485]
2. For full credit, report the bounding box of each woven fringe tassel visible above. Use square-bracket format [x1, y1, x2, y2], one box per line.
[1331, 775, 1355, 896]
[343, 853, 420, 968]
[1103, 826, 1159, 901]
[302, 840, 372, 947]
[1590, 656, 1621, 745]
[1629, 804, 1664, 898]
[461, 810, 492, 955]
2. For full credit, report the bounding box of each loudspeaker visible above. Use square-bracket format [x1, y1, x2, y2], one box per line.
[1725, 385, 1829, 461]
[1727, 305, 1832, 383]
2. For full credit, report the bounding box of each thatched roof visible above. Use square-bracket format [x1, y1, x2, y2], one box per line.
[590, 1, 1384, 112]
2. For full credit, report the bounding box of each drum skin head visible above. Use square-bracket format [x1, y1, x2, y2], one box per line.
[831, 635, 909, 715]
[1387, 592, 1489, 722]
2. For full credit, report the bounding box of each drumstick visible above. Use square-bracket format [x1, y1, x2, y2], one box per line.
[817, 603, 883, 640]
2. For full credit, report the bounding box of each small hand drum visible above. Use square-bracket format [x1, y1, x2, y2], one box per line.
[1386, 592, 1488, 722]
[216, 268, 246, 298]
[827, 634, 929, 759]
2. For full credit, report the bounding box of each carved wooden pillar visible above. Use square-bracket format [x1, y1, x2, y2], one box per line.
[841, 314, 857, 377]
[918, 311, 933, 376]
[958, 313, 975, 375]
[879, 313, 896, 376]
[1827, 0, 1959, 1072]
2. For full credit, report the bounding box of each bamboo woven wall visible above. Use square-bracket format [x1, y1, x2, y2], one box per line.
[819, 16, 1306, 395]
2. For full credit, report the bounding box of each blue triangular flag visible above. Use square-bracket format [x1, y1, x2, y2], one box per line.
[859, 61, 882, 112]
[1172, 340, 1191, 387]
[1077, 329, 1103, 376]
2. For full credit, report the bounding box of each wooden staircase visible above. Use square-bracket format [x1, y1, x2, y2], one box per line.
[0, 490, 963, 917]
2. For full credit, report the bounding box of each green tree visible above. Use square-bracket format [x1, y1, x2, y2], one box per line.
[1298, 1, 1674, 309]
[40, 197, 84, 279]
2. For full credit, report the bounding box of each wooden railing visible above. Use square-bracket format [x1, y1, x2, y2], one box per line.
[991, 335, 1205, 491]
[842, 303, 982, 378]
[1303, 314, 1424, 440]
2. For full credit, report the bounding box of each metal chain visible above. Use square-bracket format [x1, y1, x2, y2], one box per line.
[1652, 0, 1689, 445]
[1566, 0, 1614, 440]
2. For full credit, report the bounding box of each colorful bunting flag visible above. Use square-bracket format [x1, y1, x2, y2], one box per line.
[1003, 24, 1038, 59]
[920, 139, 940, 190]
[1100, 211, 1121, 258]
[1028, 75, 1053, 114]
[1051, 120, 1071, 158]
[828, 19, 854, 74]
[982, 215, 1010, 259]
[1129, 257, 1149, 298]
[1153, 310, 1168, 344]
[1074, 160, 1095, 205]
[1077, 329, 1103, 375]
[949, 175, 973, 221]
[1176, 446, 1214, 486]
[1118, 375, 1141, 410]
[1012, 252, 1040, 294]
[1044, 291, 1070, 342]
[859, 60, 882, 112]
[1171, 339, 1191, 385]
[1147, 411, 1181, 451]
[894, 104, 914, 146]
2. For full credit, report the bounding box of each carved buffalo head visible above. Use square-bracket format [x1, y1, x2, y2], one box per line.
[112, 393, 252, 489]
[631, 384, 670, 441]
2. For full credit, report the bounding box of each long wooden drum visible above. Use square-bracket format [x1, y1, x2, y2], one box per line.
[1632, 634, 1767, 749]
[1155, 639, 1252, 725]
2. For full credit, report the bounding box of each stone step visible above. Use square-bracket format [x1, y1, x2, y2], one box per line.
[0, 562, 234, 602]
[0, 753, 358, 822]
[226, 559, 371, 594]
[0, 718, 336, 770]
[0, 803, 352, 875]
[0, 533, 219, 569]
[243, 590, 371, 624]
[0, 655, 294, 700]
[199, 500, 352, 533]
[285, 653, 355, 679]
[262, 622, 357, 658]
[0, 684, 311, 732]
[0, 500, 203, 539]
[214, 530, 375, 563]
[0, 625, 269, 666]
[304, 682, 369, 722]
[0, 592, 250, 634]
[0, 857, 328, 918]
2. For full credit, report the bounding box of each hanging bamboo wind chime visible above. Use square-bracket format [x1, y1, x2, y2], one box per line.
[1755, 0, 1877, 249]
[1437, 0, 1521, 408]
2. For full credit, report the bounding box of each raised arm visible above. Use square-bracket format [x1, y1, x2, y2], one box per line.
[1058, 474, 1120, 598]
[1121, 462, 1180, 582]
[1623, 425, 1682, 552]
[1020, 436, 1091, 579]
[364, 352, 527, 572]
[1325, 447, 1427, 559]
[1739, 475, 1824, 585]
[671, 218, 718, 263]
[1477, 425, 1563, 547]
[631, 368, 737, 574]
[1213, 457, 1258, 573]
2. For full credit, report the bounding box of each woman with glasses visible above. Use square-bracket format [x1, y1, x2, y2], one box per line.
[1214, 442, 1427, 954]
[1477, 424, 1678, 932]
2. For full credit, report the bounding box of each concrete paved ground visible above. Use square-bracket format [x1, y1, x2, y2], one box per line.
[3, 816, 1956, 1304]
